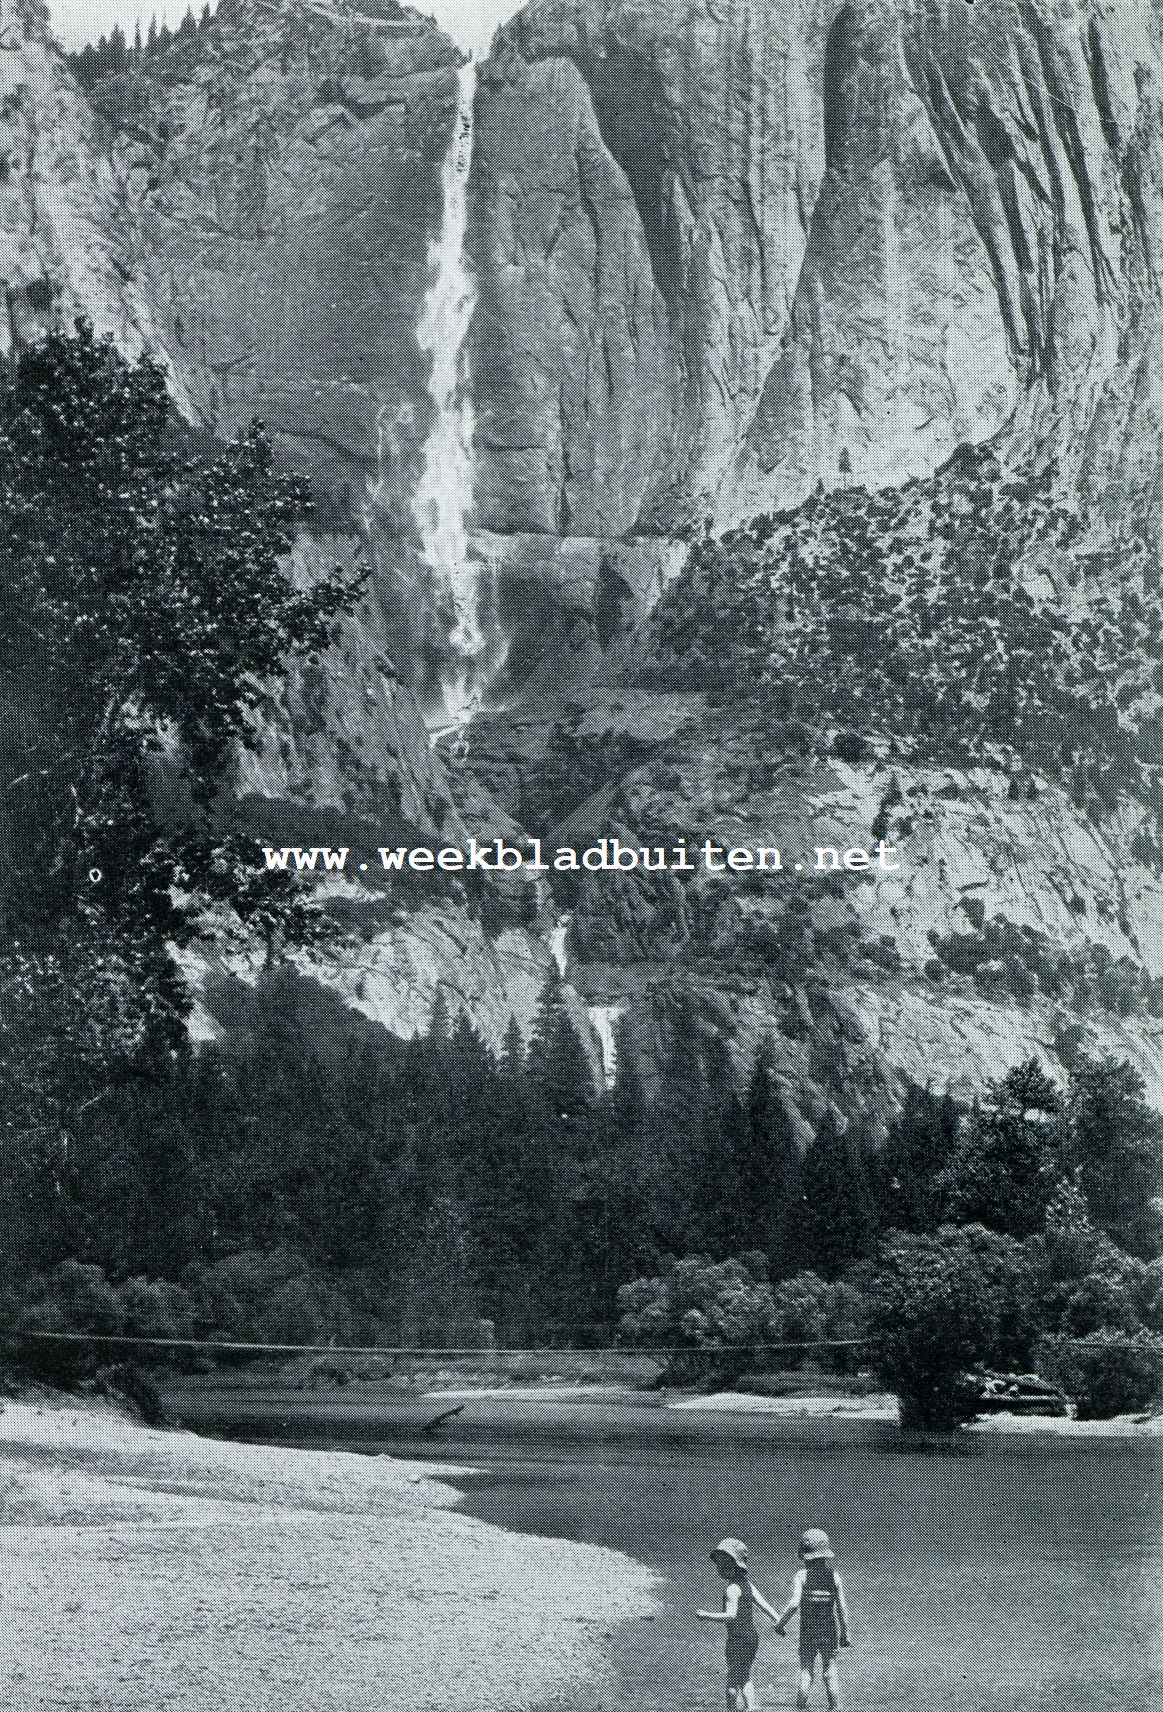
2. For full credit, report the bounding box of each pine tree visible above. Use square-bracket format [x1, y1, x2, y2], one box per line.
[734, 1034, 805, 1271]
[647, 998, 714, 1254]
[940, 1059, 1062, 1238]
[878, 1082, 961, 1233]
[1065, 1057, 1163, 1258]
[799, 1113, 878, 1276]
[500, 1015, 525, 1080]
[528, 969, 595, 1129]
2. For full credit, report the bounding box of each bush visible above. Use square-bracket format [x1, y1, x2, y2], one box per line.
[19, 1260, 194, 1340]
[870, 1225, 1037, 1428]
[617, 1255, 781, 1354]
[187, 1249, 354, 1346]
[1060, 1262, 1148, 1336]
[768, 1271, 868, 1364]
[1039, 1332, 1163, 1419]
[1139, 1260, 1163, 1333]
[14, 1260, 195, 1391]
[617, 1259, 870, 1384]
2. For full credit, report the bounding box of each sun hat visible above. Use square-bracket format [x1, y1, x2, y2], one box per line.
[711, 1537, 749, 1571]
[799, 1529, 834, 1560]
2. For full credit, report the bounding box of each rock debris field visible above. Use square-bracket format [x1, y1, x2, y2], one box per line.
[0, 1399, 657, 1711]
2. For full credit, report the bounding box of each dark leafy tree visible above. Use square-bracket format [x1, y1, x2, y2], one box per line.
[871, 1224, 1038, 1427]
[940, 1060, 1063, 1237]
[0, 322, 362, 1152]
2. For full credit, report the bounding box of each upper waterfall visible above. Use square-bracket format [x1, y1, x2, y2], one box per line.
[412, 62, 486, 730]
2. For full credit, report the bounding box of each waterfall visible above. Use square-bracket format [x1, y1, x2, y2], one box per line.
[412, 62, 484, 729]
[588, 1004, 625, 1089]
[548, 915, 571, 979]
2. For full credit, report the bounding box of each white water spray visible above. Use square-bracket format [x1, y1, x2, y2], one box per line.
[588, 1004, 625, 1089]
[413, 62, 484, 728]
[548, 916, 572, 980]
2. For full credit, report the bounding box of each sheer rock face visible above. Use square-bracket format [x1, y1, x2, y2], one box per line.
[5, 0, 1163, 1106]
[470, 0, 828, 536]
[103, 0, 460, 517]
[470, 0, 1163, 537]
[0, 0, 169, 373]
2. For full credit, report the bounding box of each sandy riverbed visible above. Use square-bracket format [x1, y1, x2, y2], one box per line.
[664, 1390, 1163, 1431]
[0, 1396, 658, 1712]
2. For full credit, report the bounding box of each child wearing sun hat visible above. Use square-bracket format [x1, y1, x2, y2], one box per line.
[773, 1529, 851, 1710]
[697, 1537, 782, 1710]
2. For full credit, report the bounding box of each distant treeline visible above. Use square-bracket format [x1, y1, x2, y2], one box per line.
[68, 6, 213, 90]
[5, 964, 1161, 1380]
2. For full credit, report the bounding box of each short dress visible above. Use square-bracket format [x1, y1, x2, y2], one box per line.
[725, 1576, 759, 1689]
[799, 1559, 840, 1666]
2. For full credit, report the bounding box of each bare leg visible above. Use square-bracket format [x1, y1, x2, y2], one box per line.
[822, 1657, 841, 1711]
[741, 1681, 756, 1710]
[796, 1663, 813, 1709]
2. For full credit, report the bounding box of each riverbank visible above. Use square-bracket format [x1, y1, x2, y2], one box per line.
[0, 1394, 658, 1711]
[160, 1373, 1163, 1438]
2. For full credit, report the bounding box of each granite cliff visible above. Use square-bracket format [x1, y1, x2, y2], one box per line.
[4, 0, 1163, 1121]
[0, 0, 167, 368]
[471, 0, 1163, 543]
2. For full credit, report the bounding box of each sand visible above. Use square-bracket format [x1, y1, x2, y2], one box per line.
[662, 1391, 1163, 1432]
[664, 1391, 899, 1419]
[965, 1406, 1163, 1434]
[0, 1396, 658, 1711]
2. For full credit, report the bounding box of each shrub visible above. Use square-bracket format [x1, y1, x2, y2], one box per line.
[617, 1255, 781, 1353]
[1060, 1261, 1148, 1336]
[14, 1260, 195, 1390]
[870, 1225, 1037, 1428]
[1138, 1260, 1163, 1333]
[617, 1258, 871, 1385]
[19, 1260, 194, 1340]
[768, 1271, 868, 1360]
[187, 1249, 353, 1346]
[1038, 1332, 1163, 1419]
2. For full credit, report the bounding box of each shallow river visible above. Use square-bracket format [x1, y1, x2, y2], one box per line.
[168, 1387, 1162, 1712]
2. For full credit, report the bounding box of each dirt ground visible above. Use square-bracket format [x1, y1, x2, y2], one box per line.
[0, 1396, 657, 1711]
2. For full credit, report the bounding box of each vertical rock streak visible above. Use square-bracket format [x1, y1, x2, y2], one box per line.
[413, 62, 482, 726]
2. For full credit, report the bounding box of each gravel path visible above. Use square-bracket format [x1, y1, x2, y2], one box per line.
[0, 1399, 658, 1711]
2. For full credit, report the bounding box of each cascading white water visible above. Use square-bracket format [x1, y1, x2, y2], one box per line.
[588, 1004, 625, 1089]
[548, 916, 572, 980]
[412, 62, 484, 729]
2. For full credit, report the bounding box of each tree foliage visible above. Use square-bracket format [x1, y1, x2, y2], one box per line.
[0, 322, 362, 1135]
[870, 1224, 1038, 1428]
[939, 1060, 1062, 1237]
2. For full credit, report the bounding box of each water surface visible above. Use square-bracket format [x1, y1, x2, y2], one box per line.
[170, 1387, 1162, 1712]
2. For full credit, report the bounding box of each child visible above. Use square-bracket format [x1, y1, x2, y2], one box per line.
[773, 1529, 851, 1711]
[697, 1537, 781, 1710]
